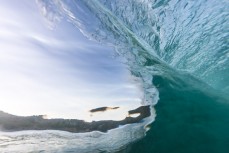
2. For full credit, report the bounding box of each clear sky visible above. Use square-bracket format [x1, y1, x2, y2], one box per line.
[0, 0, 143, 121]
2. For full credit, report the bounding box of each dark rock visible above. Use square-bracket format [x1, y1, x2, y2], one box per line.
[0, 106, 150, 133]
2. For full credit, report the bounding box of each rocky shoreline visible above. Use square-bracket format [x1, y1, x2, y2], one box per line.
[0, 105, 150, 133]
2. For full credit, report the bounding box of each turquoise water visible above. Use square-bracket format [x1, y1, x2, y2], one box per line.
[129, 75, 229, 153]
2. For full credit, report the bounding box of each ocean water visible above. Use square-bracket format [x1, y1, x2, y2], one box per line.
[129, 75, 229, 153]
[1, 0, 229, 152]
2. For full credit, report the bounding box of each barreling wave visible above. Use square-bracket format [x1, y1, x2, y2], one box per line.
[37, 0, 229, 101]
[1, 0, 228, 152]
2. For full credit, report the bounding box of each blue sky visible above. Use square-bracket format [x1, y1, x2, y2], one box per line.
[0, 0, 142, 121]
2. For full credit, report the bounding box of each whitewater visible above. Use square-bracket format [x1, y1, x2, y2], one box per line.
[0, 0, 229, 152]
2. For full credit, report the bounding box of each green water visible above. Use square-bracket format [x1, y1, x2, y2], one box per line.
[129, 76, 229, 153]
